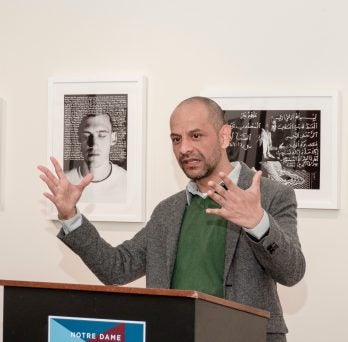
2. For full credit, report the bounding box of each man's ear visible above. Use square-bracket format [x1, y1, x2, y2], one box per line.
[111, 132, 117, 146]
[219, 124, 231, 149]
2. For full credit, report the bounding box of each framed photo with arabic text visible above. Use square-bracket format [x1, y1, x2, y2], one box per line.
[48, 77, 146, 221]
[207, 93, 339, 209]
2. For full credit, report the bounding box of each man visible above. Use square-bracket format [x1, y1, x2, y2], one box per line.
[65, 113, 127, 203]
[260, 118, 277, 159]
[38, 97, 305, 342]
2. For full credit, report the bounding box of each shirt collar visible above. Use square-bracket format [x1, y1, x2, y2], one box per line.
[185, 161, 241, 204]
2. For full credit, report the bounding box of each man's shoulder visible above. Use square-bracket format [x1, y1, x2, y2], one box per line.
[110, 163, 127, 180]
[111, 163, 127, 173]
[148, 190, 187, 224]
[158, 190, 187, 205]
[239, 162, 295, 201]
[240, 162, 291, 187]
[153, 190, 187, 213]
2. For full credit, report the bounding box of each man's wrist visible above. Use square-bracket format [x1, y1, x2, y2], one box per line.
[59, 208, 82, 235]
[243, 210, 270, 240]
[58, 207, 77, 221]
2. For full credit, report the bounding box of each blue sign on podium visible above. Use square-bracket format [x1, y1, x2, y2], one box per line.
[48, 316, 146, 342]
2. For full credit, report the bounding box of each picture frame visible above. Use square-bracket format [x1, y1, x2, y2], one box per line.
[206, 92, 339, 209]
[48, 77, 147, 221]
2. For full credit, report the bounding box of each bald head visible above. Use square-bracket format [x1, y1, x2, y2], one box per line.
[171, 96, 225, 132]
[169, 96, 232, 183]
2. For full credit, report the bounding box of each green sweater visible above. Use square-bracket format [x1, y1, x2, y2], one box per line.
[171, 195, 227, 297]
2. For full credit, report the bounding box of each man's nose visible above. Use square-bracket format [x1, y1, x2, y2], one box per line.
[87, 134, 95, 147]
[179, 137, 193, 155]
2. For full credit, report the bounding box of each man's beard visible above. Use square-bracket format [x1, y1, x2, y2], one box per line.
[179, 150, 221, 181]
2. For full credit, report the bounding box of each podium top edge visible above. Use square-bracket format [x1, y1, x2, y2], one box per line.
[0, 279, 270, 319]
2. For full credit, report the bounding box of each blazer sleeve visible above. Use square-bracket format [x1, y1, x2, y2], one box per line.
[58, 215, 148, 285]
[245, 182, 306, 287]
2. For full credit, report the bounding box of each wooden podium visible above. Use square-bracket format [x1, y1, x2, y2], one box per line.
[0, 279, 269, 342]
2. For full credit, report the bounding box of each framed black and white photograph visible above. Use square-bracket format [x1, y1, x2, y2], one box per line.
[48, 77, 146, 221]
[207, 93, 339, 209]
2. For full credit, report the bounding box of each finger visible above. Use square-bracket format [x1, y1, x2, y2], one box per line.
[38, 165, 54, 179]
[37, 165, 48, 173]
[207, 180, 227, 196]
[39, 174, 57, 194]
[50, 156, 65, 179]
[206, 207, 224, 218]
[78, 174, 93, 190]
[38, 165, 59, 185]
[218, 172, 239, 191]
[207, 189, 225, 206]
[250, 170, 262, 191]
[43, 192, 56, 205]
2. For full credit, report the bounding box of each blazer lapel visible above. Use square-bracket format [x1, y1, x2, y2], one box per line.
[224, 222, 241, 281]
[237, 162, 254, 190]
[165, 191, 187, 287]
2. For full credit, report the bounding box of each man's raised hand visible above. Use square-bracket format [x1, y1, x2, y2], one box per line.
[37, 156, 93, 220]
[206, 171, 264, 228]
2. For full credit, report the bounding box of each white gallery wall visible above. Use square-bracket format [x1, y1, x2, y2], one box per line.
[0, 0, 347, 341]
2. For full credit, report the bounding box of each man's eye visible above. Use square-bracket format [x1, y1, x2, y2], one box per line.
[98, 133, 107, 138]
[192, 133, 201, 140]
[171, 136, 181, 144]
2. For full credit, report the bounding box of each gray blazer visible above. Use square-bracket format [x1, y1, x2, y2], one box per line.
[59, 162, 305, 335]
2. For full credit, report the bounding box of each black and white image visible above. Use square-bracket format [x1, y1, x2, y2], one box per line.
[208, 93, 338, 209]
[225, 110, 320, 190]
[48, 77, 146, 221]
[63, 94, 128, 203]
